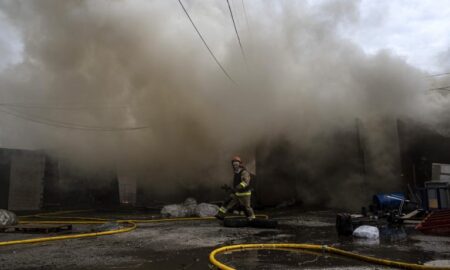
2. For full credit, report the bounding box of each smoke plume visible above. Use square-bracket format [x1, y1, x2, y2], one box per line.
[0, 0, 448, 208]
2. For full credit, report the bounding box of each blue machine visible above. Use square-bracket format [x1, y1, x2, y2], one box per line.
[373, 193, 406, 210]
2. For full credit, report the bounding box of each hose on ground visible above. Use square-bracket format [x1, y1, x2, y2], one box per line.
[209, 243, 450, 270]
[0, 221, 136, 247]
[2, 215, 267, 247]
[2, 212, 449, 270]
[18, 209, 94, 218]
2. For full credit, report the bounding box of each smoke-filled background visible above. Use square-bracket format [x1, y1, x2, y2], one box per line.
[0, 0, 449, 208]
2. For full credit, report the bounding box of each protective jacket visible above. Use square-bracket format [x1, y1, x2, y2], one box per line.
[233, 168, 252, 196]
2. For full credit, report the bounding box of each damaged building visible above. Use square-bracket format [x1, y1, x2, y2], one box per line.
[253, 118, 450, 209]
[2, 116, 450, 211]
[0, 148, 121, 211]
[0, 148, 45, 211]
[0, 1, 450, 269]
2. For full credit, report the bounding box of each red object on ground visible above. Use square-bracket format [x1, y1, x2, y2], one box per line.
[416, 209, 450, 236]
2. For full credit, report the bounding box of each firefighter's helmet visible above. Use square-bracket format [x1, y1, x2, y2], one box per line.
[231, 156, 242, 164]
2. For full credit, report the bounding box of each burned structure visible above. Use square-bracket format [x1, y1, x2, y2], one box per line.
[0, 1, 449, 213]
[253, 118, 450, 209]
[2, 116, 450, 212]
[0, 148, 45, 211]
[0, 147, 120, 211]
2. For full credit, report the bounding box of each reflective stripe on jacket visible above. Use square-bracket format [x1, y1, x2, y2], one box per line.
[233, 168, 252, 195]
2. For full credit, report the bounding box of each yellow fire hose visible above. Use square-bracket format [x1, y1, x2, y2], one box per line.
[209, 243, 450, 270]
[1, 213, 449, 270]
[1, 215, 268, 247]
[18, 209, 94, 218]
[0, 221, 136, 247]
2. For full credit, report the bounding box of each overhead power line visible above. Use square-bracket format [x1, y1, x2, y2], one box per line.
[226, 0, 247, 65]
[177, 0, 237, 84]
[0, 102, 129, 111]
[0, 108, 150, 131]
[429, 86, 450, 91]
[430, 72, 450, 77]
[241, 0, 250, 35]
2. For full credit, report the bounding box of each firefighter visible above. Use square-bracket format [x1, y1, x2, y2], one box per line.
[216, 156, 256, 220]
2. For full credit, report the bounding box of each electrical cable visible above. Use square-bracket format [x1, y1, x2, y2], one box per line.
[430, 72, 450, 77]
[0, 102, 129, 111]
[0, 107, 151, 131]
[177, 0, 237, 85]
[0, 107, 144, 131]
[429, 86, 450, 91]
[226, 0, 247, 66]
[241, 0, 250, 36]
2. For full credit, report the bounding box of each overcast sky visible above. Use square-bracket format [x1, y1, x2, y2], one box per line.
[345, 0, 450, 74]
[0, 0, 449, 73]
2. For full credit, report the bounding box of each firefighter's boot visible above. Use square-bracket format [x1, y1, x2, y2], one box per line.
[215, 207, 227, 220]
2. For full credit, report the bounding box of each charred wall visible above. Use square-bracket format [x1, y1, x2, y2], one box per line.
[0, 148, 45, 211]
[255, 125, 364, 207]
[0, 147, 120, 210]
[398, 119, 450, 188]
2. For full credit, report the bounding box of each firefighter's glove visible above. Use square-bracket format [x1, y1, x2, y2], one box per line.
[234, 184, 244, 192]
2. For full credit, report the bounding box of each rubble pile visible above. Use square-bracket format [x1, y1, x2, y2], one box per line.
[0, 209, 18, 227]
[161, 198, 219, 218]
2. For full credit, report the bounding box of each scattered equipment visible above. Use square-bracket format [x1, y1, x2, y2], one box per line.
[424, 181, 450, 210]
[336, 192, 422, 237]
[416, 209, 450, 236]
[373, 193, 406, 211]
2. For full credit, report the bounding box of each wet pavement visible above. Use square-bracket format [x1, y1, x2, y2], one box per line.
[0, 209, 449, 269]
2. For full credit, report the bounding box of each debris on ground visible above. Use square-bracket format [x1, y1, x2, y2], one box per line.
[161, 198, 219, 218]
[379, 226, 407, 241]
[352, 225, 379, 239]
[0, 209, 18, 228]
[416, 209, 450, 236]
[161, 198, 197, 218]
[1, 210, 449, 270]
[195, 203, 219, 217]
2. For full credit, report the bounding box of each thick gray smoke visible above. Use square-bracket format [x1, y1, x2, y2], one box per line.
[0, 0, 447, 208]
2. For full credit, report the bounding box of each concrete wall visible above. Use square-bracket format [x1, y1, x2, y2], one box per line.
[118, 175, 136, 205]
[0, 150, 12, 209]
[55, 159, 120, 207]
[7, 151, 45, 211]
